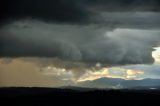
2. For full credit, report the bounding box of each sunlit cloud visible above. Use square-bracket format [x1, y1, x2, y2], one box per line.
[77, 67, 144, 82]
[77, 68, 110, 82]
[41, 65, 144, 83]
[152, 47, 160, 63]
[126, 69, 144, 79]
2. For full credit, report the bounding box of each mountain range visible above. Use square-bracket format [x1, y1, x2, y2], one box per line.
[77, 78, 160, 89]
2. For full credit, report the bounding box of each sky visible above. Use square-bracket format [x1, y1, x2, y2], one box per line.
[0, 0, 160, 88]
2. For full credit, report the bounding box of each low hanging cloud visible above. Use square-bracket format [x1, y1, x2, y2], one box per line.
[0, 57, 160, 87]
[0, 19, 160, 64]
[41, 66, 75, 82]
[77, 68, 144, 82]
[41, 65, 145, 82]
[77, 68, 110, 82]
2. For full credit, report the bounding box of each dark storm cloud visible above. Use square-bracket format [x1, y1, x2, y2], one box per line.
[85, 0, 160, 12]
[0, 0, 160, 64]
[96, 12, 160, 29]
[0, 20, 160, 64]
[0, 0, 90, 24]
[0, 0, 160, 24]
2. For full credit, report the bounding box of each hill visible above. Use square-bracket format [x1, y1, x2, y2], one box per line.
[78, 78, 160, 89]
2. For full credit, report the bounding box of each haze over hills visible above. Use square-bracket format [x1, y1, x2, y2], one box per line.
[77, 78, 160, 89]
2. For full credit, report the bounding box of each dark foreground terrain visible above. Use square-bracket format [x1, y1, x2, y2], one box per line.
[0, 87, 160, 106]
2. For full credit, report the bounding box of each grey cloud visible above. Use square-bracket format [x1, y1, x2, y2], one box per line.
[0, 0, 91, 25]
[1, 0, 160, 25]
[94, 12, 160, 29]
[0, 19, 160, 64]
[85, 0, 160, 12]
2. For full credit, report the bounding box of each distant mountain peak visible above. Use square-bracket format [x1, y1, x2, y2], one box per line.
[77, 77, 160, 89]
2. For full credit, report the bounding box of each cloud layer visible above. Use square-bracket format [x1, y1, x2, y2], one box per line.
[0, 19, 160, 64]
[0, 0, 160, 88]
[1, 0, 160, 24]
[1, 57, 160, 87]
